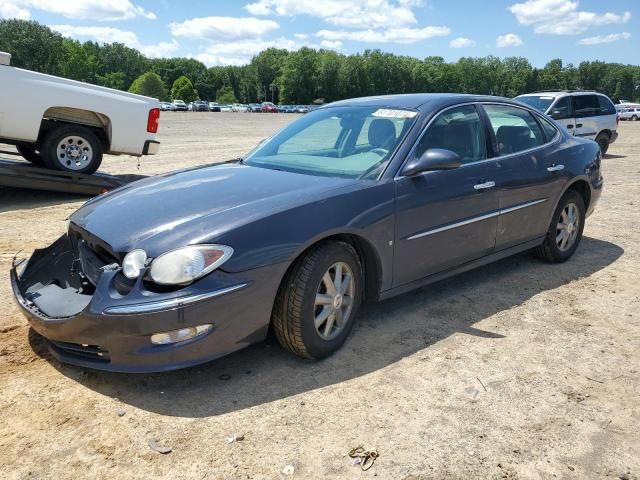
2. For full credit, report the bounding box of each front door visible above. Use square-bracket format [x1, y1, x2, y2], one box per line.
[393, 104, 499, 287]
[548, 96, 577, 135]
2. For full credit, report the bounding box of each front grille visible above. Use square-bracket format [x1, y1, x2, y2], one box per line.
[48, 340, 111, 363]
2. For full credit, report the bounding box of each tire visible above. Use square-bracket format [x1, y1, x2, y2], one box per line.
[272, 241, 363, 359]
[41, 125, 103, 174]
[595, 133, 610, 155]
[633, 115, 638, 121]
[16, 144, 44, 166]
[535, 190, 585, 263]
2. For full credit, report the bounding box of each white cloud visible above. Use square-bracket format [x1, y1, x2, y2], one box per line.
[320, 39, 342, 49]
[294, 33, 309, 39]
[193, 37, 318, 66]
[51, 25, 179, 58]
[168, 16, 279, 41]
[0, 0, 155, 21]
[449, 37, 475, 48]
[578, 32, 631, 45]
[496, 33, 523, 47]
[509, 0, 631, 35]
[245, 0, 425, 29]
[316, 26, 450, 44]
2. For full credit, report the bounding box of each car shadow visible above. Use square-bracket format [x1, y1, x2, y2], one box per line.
[604, 153, 626, 159]
[29, 236, 623, 418]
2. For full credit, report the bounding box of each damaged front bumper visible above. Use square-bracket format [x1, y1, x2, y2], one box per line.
[10, 234, 278, 372]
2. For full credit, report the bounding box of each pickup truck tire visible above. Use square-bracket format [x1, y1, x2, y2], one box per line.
[16, 145, 44, 166]
[41, 125, 103, 174]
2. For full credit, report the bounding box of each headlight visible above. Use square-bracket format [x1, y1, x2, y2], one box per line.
[122, 249, 148, 279]
[149, 244, 233, 286]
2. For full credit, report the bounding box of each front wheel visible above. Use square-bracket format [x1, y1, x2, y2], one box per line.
[535, 190, 585, 263]
[41, 125, 103, 174]
[272, 241, 363, 359]
[16, 145, 44, 166]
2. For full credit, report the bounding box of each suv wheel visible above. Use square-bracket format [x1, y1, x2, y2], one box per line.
[272, 241, 363, 359]
[41, 125, 103, 174]
[595, 132, 610, 155]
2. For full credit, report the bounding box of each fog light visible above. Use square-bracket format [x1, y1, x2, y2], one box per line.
[150, 324, 212, 345]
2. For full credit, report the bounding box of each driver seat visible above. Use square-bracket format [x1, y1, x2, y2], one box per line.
[368, 119, 397, 150]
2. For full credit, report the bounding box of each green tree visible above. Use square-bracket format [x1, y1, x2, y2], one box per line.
[216, 85, 237, 103]
[96, 71, 126, 90]
[170, 75, 198, 102]
[129, 71, 168, 100]
[0, 19, 64, 74]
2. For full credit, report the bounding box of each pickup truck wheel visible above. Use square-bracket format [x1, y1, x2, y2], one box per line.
[16, 145, 44, 166]
[41, 125, 103, 174]
[595, 133, 610, 155]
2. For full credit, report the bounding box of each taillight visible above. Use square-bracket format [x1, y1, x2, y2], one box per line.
[147, 108, 160, 133]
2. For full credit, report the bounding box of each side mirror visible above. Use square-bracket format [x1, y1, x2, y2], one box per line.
[549, 109, 564, 120]
[402, 148, 462, 176]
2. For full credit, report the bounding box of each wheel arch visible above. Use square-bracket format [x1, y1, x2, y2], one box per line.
[562, 178, 592, 212]
[40, 107, 112, 149]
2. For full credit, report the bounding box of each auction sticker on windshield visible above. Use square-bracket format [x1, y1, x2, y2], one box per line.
[372, 109, 417, 119]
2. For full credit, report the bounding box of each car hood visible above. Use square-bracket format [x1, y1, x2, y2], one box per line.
[70, 163, 357, 256]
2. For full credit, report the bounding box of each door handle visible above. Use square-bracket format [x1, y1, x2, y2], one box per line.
[547, 164, 565, 172]
[566, 125, 574, 129]
[575, 123, 583, 128]
[474, 181, 496, 190]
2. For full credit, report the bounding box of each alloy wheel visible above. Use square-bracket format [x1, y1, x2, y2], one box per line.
[556, 202, 580, 252]
[314, 262, 355, 341]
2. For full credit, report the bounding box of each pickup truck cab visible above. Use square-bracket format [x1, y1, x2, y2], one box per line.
[0, 51, 160, 174]
[515, 90, 618, 154]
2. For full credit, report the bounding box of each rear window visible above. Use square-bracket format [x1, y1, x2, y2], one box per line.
[597, 95, 616, 115]
[537, 115, 559, 141]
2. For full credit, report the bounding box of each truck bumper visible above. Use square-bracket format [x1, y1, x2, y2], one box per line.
[143, 140, 160, 155]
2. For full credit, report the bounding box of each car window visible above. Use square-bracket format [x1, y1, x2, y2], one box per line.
[414, 105, 486, 164]
[482, 104, 544, 156]
[278, 117, 342, 153]
[573, 95, 601, 118]
[549, 97, 572, 119]
[537, 115, 559, 141]
[597, 95, 616, 115]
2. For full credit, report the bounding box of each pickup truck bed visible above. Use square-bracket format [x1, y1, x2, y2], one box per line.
[0, 154, 143, 195]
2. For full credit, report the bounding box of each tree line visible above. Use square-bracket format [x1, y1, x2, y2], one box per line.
[2, 19, 639, 105]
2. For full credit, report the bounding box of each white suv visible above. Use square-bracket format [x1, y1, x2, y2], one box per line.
[619, 107, 640, 121]
[515, 90, 618, 154]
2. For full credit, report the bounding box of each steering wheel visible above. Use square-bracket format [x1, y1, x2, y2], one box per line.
[370, 147, 389, 157]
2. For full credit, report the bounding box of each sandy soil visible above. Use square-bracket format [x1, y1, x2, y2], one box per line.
[0, 113, 639, 480]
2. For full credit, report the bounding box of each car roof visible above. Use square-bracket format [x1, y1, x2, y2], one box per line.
[325, 93, 521, 112]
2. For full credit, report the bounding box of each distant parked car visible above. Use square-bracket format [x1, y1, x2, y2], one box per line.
[261, 102, 278, 113]
[193, 100, 209, 112]
[220, 104, 233, 112]
[619, 107, 640, 121]
[515, 90, 618, 154]
[172, 100, 187, 111]
[248, 103, 262, 112]
[159, 102, 174, 111]
[295, 105, 311, 114]
[209, 102, 221, 112]
[232, 103, 248, 112]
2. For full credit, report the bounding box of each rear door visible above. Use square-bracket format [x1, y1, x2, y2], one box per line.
[481, 103, 565, 250]
[393, 104, 499, 287]
[572, 94, 602, 140]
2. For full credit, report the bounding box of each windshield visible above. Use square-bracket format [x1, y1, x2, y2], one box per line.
[514, 95, 556, 113]
[244, 106, 418, 179]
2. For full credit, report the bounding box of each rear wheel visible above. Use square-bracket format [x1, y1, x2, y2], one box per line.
[535, 190, 585, 263]
[41, 125, 103, 174]
[272, 241, 363, 359]
[595, 132, 610, 155]
[632, 115, 638, 121]
[16, 145, 44, 166]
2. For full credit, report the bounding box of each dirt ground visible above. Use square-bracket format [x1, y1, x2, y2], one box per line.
[1, 113, 639, 480]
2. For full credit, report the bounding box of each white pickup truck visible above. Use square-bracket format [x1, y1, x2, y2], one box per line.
[0, 51, 160, 174]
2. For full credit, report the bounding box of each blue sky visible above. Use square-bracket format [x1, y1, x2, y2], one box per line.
[0, 0, 637, 67]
